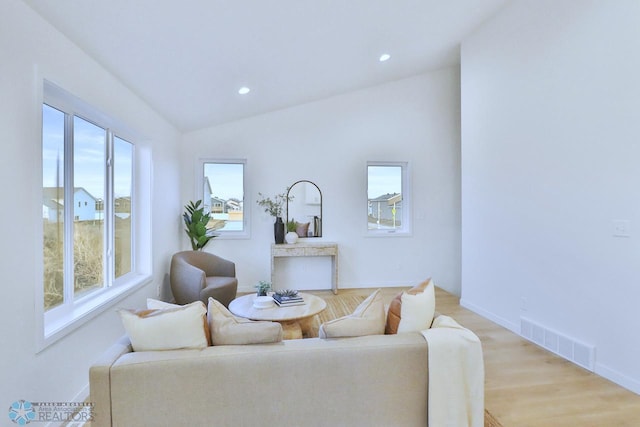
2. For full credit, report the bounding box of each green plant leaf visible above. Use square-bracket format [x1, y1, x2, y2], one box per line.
[182, 199, 217, 251]
[194, 222, 206, 235]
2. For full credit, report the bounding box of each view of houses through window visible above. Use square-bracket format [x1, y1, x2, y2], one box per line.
[367, 163, 406, 232]
[202, 161, 245, 233]
[42, 104, 133, 311]
[72, 116, 106, 298]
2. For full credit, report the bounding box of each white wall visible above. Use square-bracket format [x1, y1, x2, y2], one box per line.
[461, 0, 640, 393]
[0, 0, 181, 410]
[181, 68, 461, 295]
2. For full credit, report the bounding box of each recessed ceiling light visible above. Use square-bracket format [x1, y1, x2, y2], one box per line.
[238, 87, 250, 95]
[379, 53, 391, 62]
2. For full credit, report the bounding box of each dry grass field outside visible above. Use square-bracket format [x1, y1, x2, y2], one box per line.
[43, 218, 131, 310]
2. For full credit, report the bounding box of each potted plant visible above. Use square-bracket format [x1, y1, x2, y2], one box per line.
[182, 200, 218, 251]
[255, 280, 272, 297]
[285, 218, 299, 244]
[256, 189, 293, 244]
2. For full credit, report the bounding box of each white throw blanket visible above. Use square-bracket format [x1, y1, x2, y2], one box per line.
[421, 315, 484, 427]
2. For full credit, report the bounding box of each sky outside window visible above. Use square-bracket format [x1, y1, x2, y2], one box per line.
[368, 165, 402, 198]
[204, 163, 243, 200]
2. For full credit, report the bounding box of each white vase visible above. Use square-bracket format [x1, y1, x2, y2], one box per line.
[285, 231, 299, 244]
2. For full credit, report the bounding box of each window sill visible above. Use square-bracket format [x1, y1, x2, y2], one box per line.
[366, 230, 413, 237]
[213, 231, 251, 240]
[37, 274, 151, 352]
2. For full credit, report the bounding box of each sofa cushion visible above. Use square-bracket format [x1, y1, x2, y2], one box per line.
[318, 289, 385, 338]
[207, 297, 283, 345]
[146, 298, 212, 345]
[118, 301, 209, 351]
[146, 298, 179, 310]
[385, 278, 436, 334]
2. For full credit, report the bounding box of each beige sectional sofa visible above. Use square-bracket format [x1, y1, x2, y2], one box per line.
[90, 332, 430, 427]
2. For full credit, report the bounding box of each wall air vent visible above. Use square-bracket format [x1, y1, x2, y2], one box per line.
[520, 317, 595, 371]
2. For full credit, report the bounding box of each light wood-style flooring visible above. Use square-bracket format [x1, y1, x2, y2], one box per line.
[308, 287, 640, 427]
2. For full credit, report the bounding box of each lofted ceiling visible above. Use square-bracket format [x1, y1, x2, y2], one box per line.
[23, 0, 509, 132]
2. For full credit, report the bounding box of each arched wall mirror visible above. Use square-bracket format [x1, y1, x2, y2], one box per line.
[287, 180, 322, 237]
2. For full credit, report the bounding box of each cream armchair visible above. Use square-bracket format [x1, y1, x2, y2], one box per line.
[169, 251, 238, 308]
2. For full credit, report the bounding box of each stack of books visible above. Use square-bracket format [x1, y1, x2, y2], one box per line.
[272, 293, 305, 307]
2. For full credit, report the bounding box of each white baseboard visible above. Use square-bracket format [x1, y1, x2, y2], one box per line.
[459, 298, 519, 334]
[460, 299, 640, 396]
[43, 383, 90, 427]
[595, 363, 640, 395]
[73, 383, 90, 402]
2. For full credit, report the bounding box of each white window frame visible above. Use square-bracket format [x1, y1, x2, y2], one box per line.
[196, 158, 250, 239]
[36, 80, 152, 351]
[366, 161, 412, 237]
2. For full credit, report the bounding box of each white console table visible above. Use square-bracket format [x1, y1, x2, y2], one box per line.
[271, 242, 339, 294]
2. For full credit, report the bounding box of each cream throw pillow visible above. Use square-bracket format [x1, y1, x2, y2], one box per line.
[207, 298, 283, 345]
[385, 278, 436, 334]
[397, 279, 436, 333]
[145, 298, 213, 346]
[147, 298, 182, 310]
[318, 289, 385, 338]
[118, 300, 209, 351]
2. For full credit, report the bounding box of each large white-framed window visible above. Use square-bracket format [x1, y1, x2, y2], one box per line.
[39, 80, 151, 350]
[366, 161, 411, 236]
[197, 158, 249, 239]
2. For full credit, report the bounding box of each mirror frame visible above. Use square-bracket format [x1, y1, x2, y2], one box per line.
[286, 180, 322, 238]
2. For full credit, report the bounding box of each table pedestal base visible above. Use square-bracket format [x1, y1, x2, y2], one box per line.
[280, 321, 303, 340]
[279, 317, 316, 340]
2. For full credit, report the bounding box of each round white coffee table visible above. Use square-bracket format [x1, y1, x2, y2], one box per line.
[229, 293, 326, 339]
